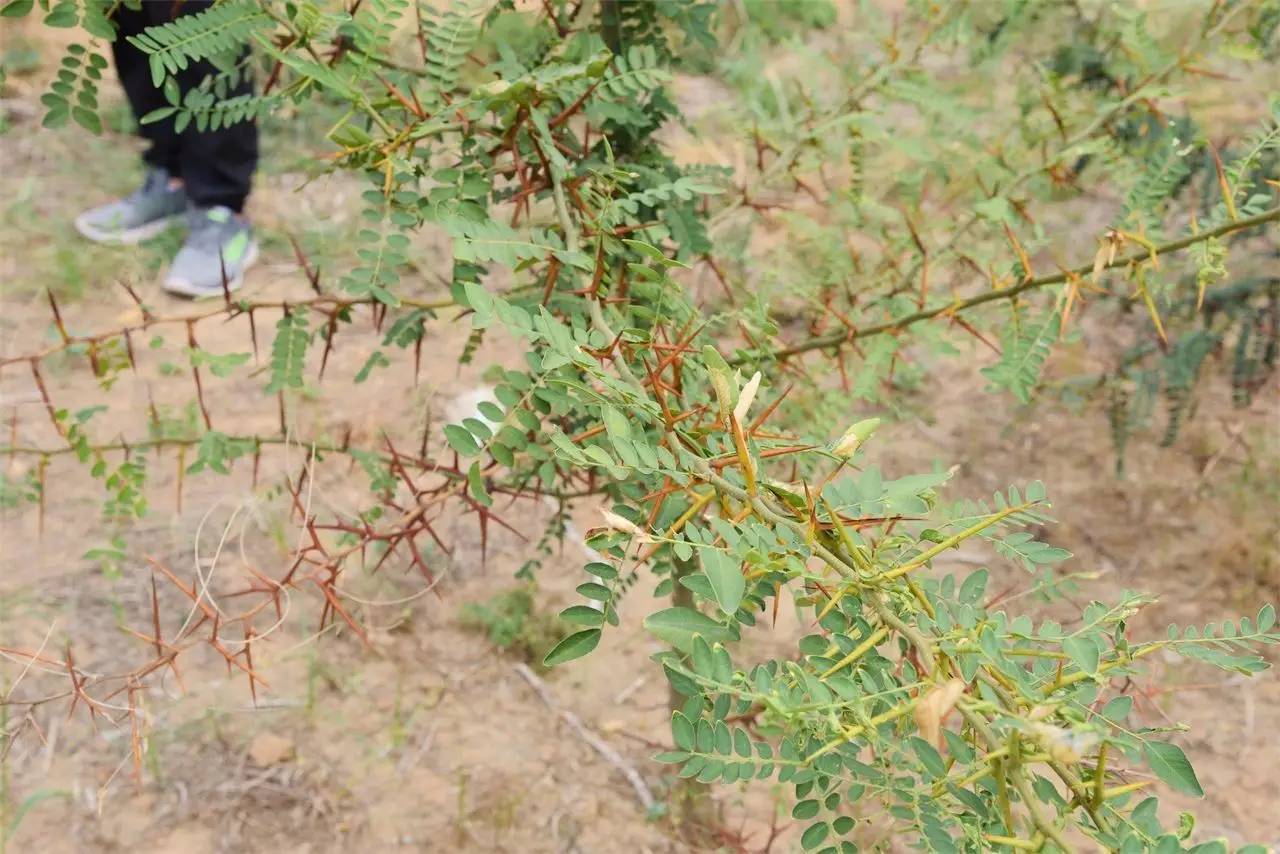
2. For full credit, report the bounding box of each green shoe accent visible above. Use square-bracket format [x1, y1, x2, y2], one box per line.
[162, 206, 259, 299]
[222, 230, 249, 265]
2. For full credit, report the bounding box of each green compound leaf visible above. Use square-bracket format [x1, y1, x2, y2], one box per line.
[1143, 740, 1203, 797]
[671, 712, 695, 750]
[443, 424, 481, 456]
[1, 0, 36, 18]
[643, 608, 734, 653]
[1257, 603, 1275, 632]
[542, 628, 601, 667]
[265, 308, 309, 393]
[466, 461, 491, 507]
[559, 605, 605, 627]
[981, 310, 1060, 403]
[1062, 635, 1100, 675]
[800, 821, 830, 850]
[703, 550, 745, 616]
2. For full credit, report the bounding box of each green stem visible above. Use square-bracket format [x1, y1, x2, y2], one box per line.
[875, 503, 1031, 583]
[738, 205, 1280, 365]
[959, 705, 1076, 850]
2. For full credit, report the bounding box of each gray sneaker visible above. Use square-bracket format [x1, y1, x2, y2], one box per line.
[162, 206, 260, 299]
[75, 167, 187, 244]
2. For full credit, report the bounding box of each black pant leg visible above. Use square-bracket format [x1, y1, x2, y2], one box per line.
[110, 2, 180, 173]
[161, 0, 258, 211]
[171, 47, 259, 212]
[114, 0, 259, 211]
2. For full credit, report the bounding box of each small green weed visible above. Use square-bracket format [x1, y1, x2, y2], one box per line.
[458, 586, 570, 669]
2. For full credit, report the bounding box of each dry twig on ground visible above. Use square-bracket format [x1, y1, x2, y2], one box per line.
[512, 662, 656, 813]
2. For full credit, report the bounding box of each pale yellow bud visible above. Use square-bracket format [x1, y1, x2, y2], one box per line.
[913, 678, 966, 749]
[1029, 722, 1098, 764]
[733, 371, 762, 425]
[832, 418, 880, 458]
[702, 345, 735, 420]
[600, 509, 645, 537]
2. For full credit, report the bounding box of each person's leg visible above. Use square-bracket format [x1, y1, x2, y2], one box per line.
[74, 2, 188, 244]
[116, 0, 260, 297]
[151, 0, 258, 212]
[172, 60, 259, 212]
[83, 0, 260, 291]
[110, 2, 180, 175]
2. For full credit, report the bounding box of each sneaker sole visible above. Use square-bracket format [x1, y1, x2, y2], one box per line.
[162, 242, 261, 300]
[74, 212, 182, 246]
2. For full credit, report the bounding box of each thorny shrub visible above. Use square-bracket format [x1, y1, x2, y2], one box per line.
[1, 1, 1279, 851]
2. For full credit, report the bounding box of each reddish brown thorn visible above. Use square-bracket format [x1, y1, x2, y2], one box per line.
[318, 312, 337, 381]
[542, 255, 563, 306]
[247, 308, 259, 363]
[146, 556, 213, 625]
[117, 278, 152, 321]
[218, 252, 233, 306]
[186, 321, 212, 430]
[262, 58, 285, 95]
[653, 319, 711, 378]
[81, 336, 103, 378]
[550, 78, 602, 128]
[374, 71, 426, 119]
[1041, 93, 1067, 142]
[45, 289, 70, 345]
[149, 572, 164, 659]
[747, 384, 792, 435]
[417, 515, 453, 557]
[122, 328, 138, 374]
[702, 255, 735, 303]
[243, 626, 258, 705]
[314, 578, 368, 645]
[948, 313, 1001, 354]
[27, 359, 59, 432]
[287, 232, 324, 294]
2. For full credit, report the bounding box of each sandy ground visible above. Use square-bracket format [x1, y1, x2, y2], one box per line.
[2, 8, 1279, 854]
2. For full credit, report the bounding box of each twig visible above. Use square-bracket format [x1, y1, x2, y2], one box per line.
[0, 293, 456, 371]
[613, 675, 648, 705]
[512, 663, 656, 812]
[737, 205, 1280, 365]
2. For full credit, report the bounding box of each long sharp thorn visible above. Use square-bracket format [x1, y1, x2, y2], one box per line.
[243, 626, 258, 705]
[123, 328, 138, 374]
[186, 321, 212, 429]
[287, 232, 323, 294]
[248, 308, 259, 362]
[319, 313, 337, 381]
[46, 289, 69, 344]
[29, 360, 64, 438]
[150, 572, 164, 659]
[218, 258, 232, 308]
